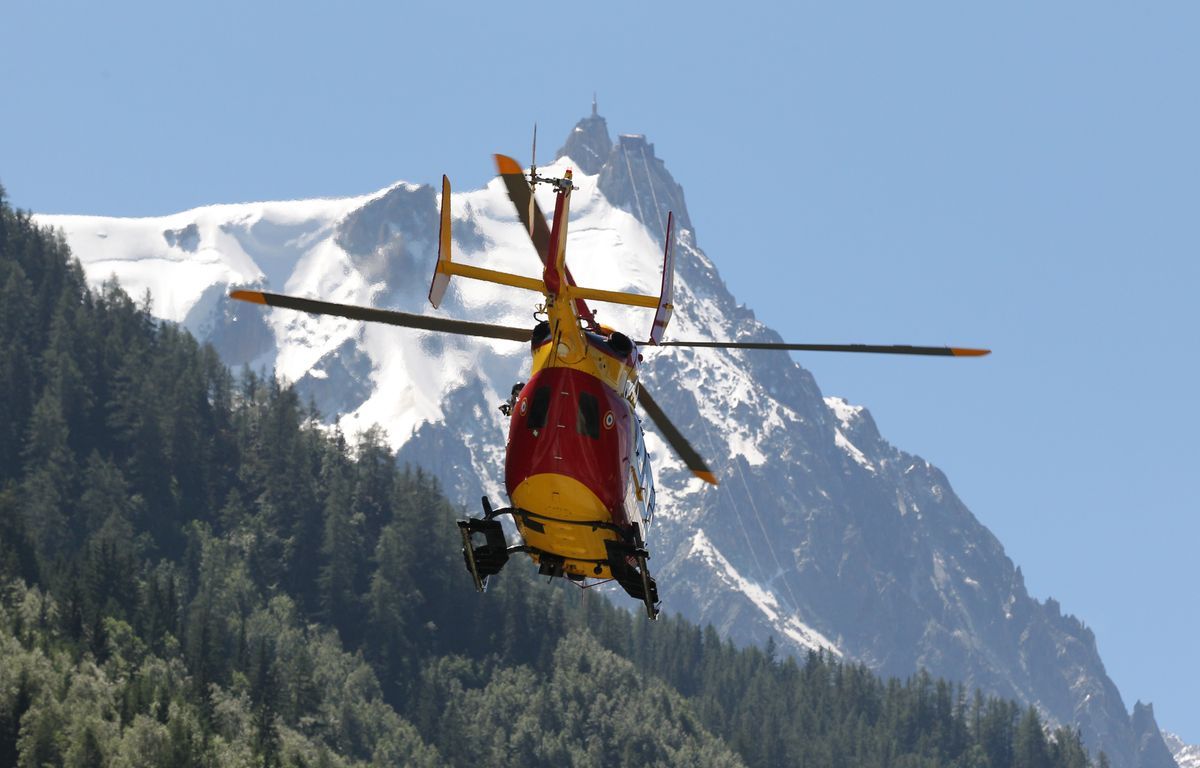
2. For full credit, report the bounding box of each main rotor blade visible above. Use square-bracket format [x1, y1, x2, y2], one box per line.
[230, 290, 532, 343]
[656, 341, 990, 357]
[636, 386, 718, 485]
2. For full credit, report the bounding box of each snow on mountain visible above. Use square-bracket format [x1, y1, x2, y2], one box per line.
[1162, 733, 1200, 768]
[35, 111, 1178, 768]
[680, 529, 843, 656]
[44, 191, 383, 327]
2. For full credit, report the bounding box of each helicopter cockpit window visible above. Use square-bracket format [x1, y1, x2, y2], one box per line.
[576, 392, 600, 439]
[528, 386, 551, 430]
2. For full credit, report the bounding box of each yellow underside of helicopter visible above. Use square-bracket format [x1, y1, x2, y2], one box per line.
[510, 473, 619, 580]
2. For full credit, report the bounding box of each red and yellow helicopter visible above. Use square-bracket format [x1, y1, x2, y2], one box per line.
[231, 153, 989, 619]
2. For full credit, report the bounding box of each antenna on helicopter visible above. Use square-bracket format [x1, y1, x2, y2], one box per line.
[527, 123, 573, 190]
[527, 123, 538, 238]
[530, 122, 538, 179]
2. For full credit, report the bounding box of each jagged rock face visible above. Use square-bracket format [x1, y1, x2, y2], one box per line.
[295, 337, 375, 418]
[37, 111, 1177, 768]
[397, 378, 508, 507]
[1133, 703, 1181, 768]
[335, 183, 441, 299]
[556, 105, 613, 175]
[599, 133, 693, 234]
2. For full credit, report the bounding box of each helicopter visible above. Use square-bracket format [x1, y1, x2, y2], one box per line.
[231, 153, 989, 619]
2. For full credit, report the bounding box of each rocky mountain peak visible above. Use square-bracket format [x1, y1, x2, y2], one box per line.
[1133, 703, 1179, 768]
[597, 130, 692, 235]
[555, 97, 613, 175]
[556, 104, 693, 239]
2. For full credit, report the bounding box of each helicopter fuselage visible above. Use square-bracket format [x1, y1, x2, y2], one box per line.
[505, 327, 656, 581]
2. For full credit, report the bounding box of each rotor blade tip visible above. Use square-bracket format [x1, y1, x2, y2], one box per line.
[696, 471, 718, 485]
[495, 154, 523, 175]
[951, 348, 991, 357]
[230, 289, 266, 305]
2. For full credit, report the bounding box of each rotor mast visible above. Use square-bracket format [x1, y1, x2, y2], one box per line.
[537, 167, 590, 367]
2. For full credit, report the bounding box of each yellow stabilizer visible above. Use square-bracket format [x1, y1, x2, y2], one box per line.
[440, 155, 676, 310]
[570, 285, 660, 309]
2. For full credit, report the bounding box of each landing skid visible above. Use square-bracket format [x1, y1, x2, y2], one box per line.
[459, 497, 661, 619]
[605, 539, 661, 620]
[457, 497, 517, 592]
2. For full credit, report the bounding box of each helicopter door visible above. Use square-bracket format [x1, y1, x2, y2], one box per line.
[626, 419, 657, 539]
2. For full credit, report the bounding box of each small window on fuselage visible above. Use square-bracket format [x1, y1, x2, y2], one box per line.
[528, 386, 551, 430]
[576, 392, 600, 439]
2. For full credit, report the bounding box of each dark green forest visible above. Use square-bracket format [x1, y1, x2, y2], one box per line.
[0, 184, 1103, 767]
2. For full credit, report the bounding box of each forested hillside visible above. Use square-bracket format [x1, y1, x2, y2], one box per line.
[0, 183, 1102, 767]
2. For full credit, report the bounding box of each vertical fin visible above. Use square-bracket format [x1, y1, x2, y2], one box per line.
[542, 172, 570, 296]
[649, 211, 675, 344]
[428, 175, 452, 309]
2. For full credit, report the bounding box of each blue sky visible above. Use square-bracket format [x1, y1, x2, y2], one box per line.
[4, 0, 1197, 741]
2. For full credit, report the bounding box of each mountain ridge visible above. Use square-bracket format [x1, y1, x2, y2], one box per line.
[34, 110, 1176, 768]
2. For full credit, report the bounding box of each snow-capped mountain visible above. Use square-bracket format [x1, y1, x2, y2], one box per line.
[36, 110, 1177, 768]
[1162, 732, 1200, 768]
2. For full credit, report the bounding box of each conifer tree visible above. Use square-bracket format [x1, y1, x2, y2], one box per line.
[21, 391, 76, 559]
[317, 435, 364, 640]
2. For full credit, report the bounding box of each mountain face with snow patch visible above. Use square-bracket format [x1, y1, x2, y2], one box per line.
[1162, 732, 1200, 768]
[36, 111, 1176, 768]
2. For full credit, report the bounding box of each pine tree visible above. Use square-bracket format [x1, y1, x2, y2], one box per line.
[250, 635, 281, 768]
[1015, 704, 1051, 768]
[21, 391, 76, 559]
[366, 521, 419, 698]
[0, 670, 32, 767]
[351, 426, 395, 543]
[0, 263, 35, 480]
[317, 436, 364, 641]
